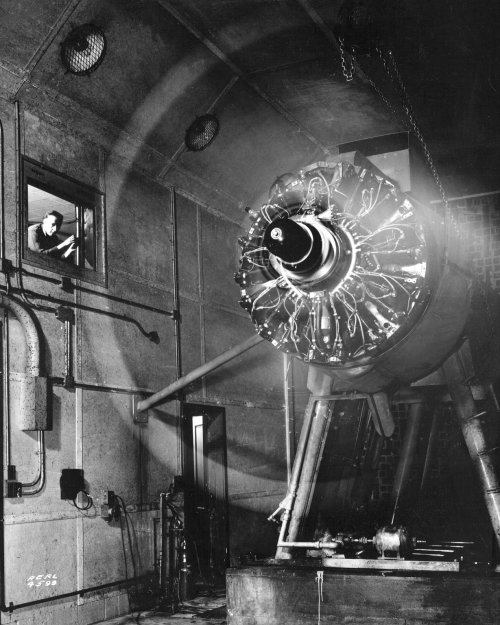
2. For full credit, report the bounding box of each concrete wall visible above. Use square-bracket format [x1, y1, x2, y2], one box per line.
[0, 93, 288, 625]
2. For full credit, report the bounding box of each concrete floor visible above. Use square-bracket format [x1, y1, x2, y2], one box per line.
[93, 590, 226, 625]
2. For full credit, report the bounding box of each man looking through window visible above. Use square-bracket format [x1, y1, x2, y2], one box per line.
[28, 211, 77, 259]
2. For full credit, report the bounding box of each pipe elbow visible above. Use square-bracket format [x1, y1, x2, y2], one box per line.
[0, 292, 41, 377]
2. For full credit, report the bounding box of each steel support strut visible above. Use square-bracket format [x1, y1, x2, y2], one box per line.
[275, 366, 333, 559]
[442, 349, 500, 564]
[391, 402, 425, 524]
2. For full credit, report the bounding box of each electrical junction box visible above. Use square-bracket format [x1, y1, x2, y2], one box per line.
[60, 468, 85, 500]
[9, 371, 48, 430]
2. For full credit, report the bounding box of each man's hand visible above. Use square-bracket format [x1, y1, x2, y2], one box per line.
[62, 241, 78, 258]
[59, 234, 75, 248]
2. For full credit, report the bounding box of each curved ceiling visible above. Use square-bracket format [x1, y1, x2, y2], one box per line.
[0, 0, 498, 214]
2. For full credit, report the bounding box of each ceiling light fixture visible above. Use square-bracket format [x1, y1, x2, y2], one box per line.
[184, 114, 220, 152]
[60, 24, 106, 76]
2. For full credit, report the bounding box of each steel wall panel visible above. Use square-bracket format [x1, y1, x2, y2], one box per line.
[30, 0, 233, 145]
[145, 404, 179, 497]
[200, 210, 243, 310]
[3, 518, 77, 606]
[105, 162, 172, 289]
[82, 511, 154, 587]
[79, 303, 173, 390]
[82, 390, 141, 505]
[178, 295, 202, 381]
[23, 109, 101, 189]
[203, 307, 282, 404]
[176, 193, 200, 301]
[226, 405, 287, 493]
[0, 0, 69, 72]
[226, 404, 287, 559]
[177, 80, 322, 206]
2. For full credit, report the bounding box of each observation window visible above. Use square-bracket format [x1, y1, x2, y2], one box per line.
[22, 157, 106, 286]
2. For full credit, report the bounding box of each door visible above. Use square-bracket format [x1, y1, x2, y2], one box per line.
[182, 404, 229, 583]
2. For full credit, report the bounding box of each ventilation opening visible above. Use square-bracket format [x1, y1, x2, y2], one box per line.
[60, 24, 106, 75]
[185, 114, 220, 152]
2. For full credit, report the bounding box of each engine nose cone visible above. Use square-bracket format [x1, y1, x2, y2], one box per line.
[263, 219, 315, 266]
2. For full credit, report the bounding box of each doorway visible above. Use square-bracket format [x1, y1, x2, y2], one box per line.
[182, 403, 229, 584]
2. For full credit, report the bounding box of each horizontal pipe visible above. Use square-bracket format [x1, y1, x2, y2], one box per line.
[21, 268, 175, 317]
[0, 286, 158, 342]
[277, 541, 341, 549]
[137, 334, 264, 412]
[50, 377, 152, 395]
[1, 579, 133, 613]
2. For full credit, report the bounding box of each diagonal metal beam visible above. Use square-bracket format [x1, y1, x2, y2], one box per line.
[155, 0, 332, 156]
[137, 333, 264, 412]
[12, 0, 84, 99]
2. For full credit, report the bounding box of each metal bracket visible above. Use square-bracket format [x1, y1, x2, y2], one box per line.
[132, 394, 149, 423]
[55, 306, 75, 324]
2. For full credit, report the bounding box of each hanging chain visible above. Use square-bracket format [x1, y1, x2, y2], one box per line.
[379, 49, 449, 211]
[384, 49, 467, 250]
[361, 66, 409, 131]
[337, 38, 461, 248]
[339, 37, 355, 81]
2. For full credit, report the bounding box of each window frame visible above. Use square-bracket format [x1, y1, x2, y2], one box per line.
[22, 157, 107, 287]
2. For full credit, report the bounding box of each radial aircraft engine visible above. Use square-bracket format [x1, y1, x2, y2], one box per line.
[235, 152, 470, 393]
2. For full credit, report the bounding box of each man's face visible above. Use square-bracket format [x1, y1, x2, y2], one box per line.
[42, 215, 60, 236]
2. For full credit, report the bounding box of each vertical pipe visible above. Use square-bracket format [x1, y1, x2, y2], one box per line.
[75, 205, 82, 269]
[3, 311, 9, 467]
[14, 101, 35, 308]
[167, 514, 177, 611]
[170, 188, 183, 475]
[63, 318, 74, 388]
[390, 402, 425, 523]
[170, 188, 181, 383]
[442, 351, 500, 561]
[14, 101, 23, 290]
[283, 353, 295, 484]
[419, 406, 440, 496]
[0, 306, 4, 613]
[0, 117, 5, 263]
[159, 494, 168, 602]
